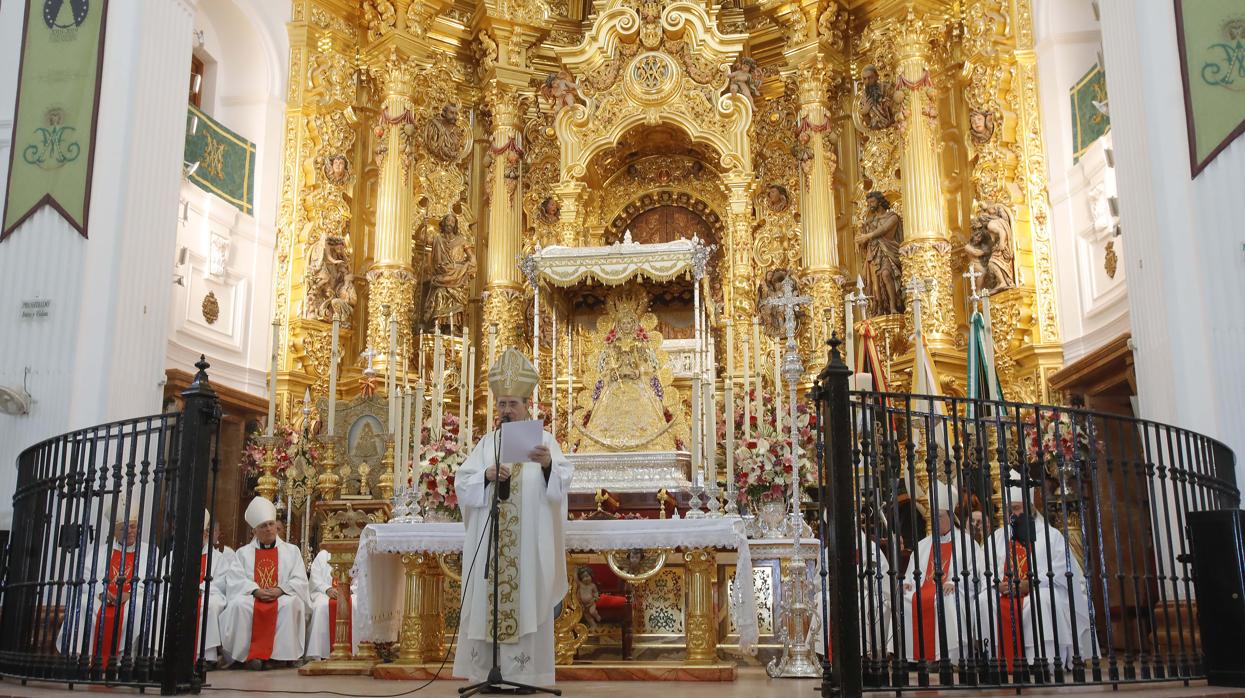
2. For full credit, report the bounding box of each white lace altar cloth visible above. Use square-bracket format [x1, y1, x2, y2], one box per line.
[351, 517, 759, 655]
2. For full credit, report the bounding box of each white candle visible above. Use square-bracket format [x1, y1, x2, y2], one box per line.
[724, 377, 735, 495]
[725, 318, 734, 375]
[327, 316, 339, 437]
[705, 377, 717, 488]
[399, 388, 410, 488]
[467, 345, 477, 444]
[551, 311, 558, 434]
[690, 375, 702, 486]
[267, 319, 279, 436]
[486, 324, 498, 431]
[742, 330, 751, 441]
[566, 322, 573, 438]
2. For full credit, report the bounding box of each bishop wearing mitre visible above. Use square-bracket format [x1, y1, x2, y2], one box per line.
[221, 496, 311, 669]
[979, 470, 1094, 670]
[902, 482, 987, 663]
[452, 348, 574, 687]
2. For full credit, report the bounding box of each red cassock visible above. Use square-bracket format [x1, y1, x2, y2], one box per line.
[996, 542, 1030, 671]
[94, 548, 138, 665]
[246, 547, 281, 661]
[912, 540, 955, 661]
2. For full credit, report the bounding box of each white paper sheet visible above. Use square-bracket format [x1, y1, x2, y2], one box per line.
[499, 419, 544, 463]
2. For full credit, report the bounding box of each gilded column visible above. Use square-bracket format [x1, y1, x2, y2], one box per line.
[723, 174, 756, 327]
[795, 60, 845, 351]
[366, 52, 418, 367]
[483, 83, 528, 354]
[892, 12, 955, 346]
[683, 548, 719, 665]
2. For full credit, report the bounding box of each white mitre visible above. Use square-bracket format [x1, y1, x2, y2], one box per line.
[244, 496, 278, 529]
[1004, 469, 1036, 506]
[111, 497, 140, 524]
[927, 480, 958, 514]
[203, 508, 212, 531]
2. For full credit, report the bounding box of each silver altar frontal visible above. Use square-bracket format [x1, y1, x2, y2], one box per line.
[566, 451, 692, 494]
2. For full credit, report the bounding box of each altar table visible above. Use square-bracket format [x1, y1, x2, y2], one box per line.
[352, 517, 758, 680]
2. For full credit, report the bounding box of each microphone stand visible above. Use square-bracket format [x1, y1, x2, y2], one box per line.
[459, 421, 560, 697]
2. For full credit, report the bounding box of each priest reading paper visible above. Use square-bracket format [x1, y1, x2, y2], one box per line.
[452, 348, 573, 688]
[221, 496, 311, 670]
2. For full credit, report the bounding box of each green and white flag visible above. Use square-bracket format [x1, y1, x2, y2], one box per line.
[2, 0, 110, 241]
[966, 306, 1003, 415]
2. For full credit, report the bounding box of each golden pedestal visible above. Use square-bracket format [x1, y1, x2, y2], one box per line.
[372, 552, 447, 680]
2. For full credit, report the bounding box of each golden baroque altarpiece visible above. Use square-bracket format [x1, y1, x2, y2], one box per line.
[269, 0, 1064, 674]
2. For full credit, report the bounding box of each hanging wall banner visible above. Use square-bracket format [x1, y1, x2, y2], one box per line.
[1070, 64, 1110, 163]
[1175, 0, 1245, 177]
[2, 0, 110, 241]
[184, 104, 256, 215]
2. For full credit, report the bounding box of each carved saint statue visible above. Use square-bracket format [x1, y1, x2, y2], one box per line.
[965, 203, 1016, 294]
[538, 195, 561, 224]
[423, 214, 476, 326]
[757, 269, 803, 338]
[304, 232, 357, 324]
[855, 192, 905, 316]
[764, 183, 790, 213]
[858, 65, 896, 130]
[725, 57, 761, 106]
[324, 154, 352, 187]
[541, 70, 581, 114]
[424, 103, 465, 163]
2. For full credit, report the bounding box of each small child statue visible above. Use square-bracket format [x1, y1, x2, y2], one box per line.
[576, 567, 602, 629]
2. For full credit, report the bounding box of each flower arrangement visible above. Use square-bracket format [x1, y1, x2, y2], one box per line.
[1023, 409, 1092, 466]
[729, 389, 818, 507]
[240, 424, 320, 477]
[416, 414, 465, 520]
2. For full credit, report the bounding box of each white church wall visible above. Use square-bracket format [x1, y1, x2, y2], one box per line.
[1099, 2, 1245, 500]
[1035, 0, 1130, 364]
[166, 0, 288, 399]
[0, 0, 198, 527]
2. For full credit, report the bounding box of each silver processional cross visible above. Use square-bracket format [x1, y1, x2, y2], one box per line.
[764, 277, 812, 354]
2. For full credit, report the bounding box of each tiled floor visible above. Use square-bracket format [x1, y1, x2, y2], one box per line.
[1, 669, 1243, 697]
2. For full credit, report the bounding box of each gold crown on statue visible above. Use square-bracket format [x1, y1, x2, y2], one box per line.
[488, 347, 539, 398]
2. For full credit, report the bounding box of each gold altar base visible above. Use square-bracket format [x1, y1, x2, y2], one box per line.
[369, 662, 738, 682]
[299, 659, 376, 676]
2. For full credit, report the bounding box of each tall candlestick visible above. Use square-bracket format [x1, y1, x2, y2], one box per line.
[327, 316, 339, 437]
[690, 374, 702, 485]
[751, 318, 762, 428]
[742, 329, 751, 441]
[399, 387, 410, 489]
[844, 298, 856, 373]
[412, 382, 424, 485]
[432, 328, 444, 440]
[551, 310, 558, 434]
[725, 318, 734, 375]
[705, 376, 717, 488]
[724, 376, 735, 507]
[458, 329, 470, 445]
[388, 311, 398, 435]
[773, 338, 783, 432]
[467, 345, 477, 444]
[487, 323, 498, 431]
[267, 319, 279, 436]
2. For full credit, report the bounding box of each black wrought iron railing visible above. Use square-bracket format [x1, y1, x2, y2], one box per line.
[811, 340, 1239, 695]
[0, 358, 221, 695]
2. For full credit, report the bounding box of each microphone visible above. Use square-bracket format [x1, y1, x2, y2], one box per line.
[497, 415, 511, 501]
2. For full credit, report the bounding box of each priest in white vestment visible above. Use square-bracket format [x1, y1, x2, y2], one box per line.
[902, 483, 988, 663]
[452, 348, 573, 688]
[978, 471, 1095, 670]
[220, 497, 310, 669]
[199, 510, 233, 664]
[305, 548, 354, 659]
[57, 498, 151, 662]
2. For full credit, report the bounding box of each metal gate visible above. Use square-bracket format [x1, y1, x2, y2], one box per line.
[0, 358, 221, 694]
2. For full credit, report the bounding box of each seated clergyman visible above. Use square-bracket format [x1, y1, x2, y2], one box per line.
[220, 496, 310, 670]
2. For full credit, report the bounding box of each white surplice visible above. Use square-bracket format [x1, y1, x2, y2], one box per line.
[977, 515, 1095, 666]
[201, 544, 234, 661]
[56, 541, 153, 657]
[452, 429, 572, 687]
[305, 549, 357, 659]
[902, 529, 988, 662]
[220, 537, 310, 663]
